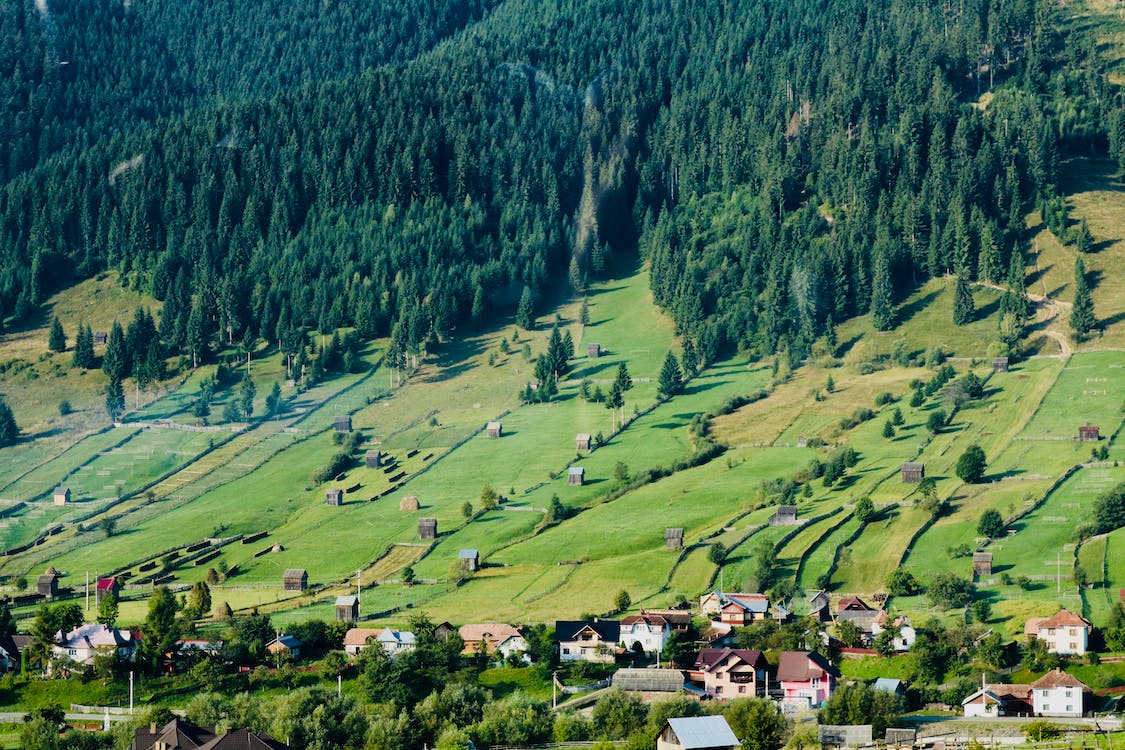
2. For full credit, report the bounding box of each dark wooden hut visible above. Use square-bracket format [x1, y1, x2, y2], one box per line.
[665, 528, 684, 549]
[283, 568, 308, 592]
[335, 595, 359, 623]
[458, 549, 479, 572]
[1078, 425, 1100, 441]
[419, 517, 437, 540]
[587, 343, 601, 358]
[326, 488, 343, 506]
[993, 357, 1009, 373]
[576, 433, 591, 451]
[334, 415, 352, 433]
[901, 462, 925, 483]
[568, 466, 585, 486]
[37, 568, 58, 598]
[365, 450, 382, 469]
[973, 552, 993, 577]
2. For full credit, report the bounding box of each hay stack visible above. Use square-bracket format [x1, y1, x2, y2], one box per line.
[400, 495, 420, 512]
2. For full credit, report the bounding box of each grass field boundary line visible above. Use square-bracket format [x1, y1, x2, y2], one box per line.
[794, 509, 857, 587]
[653, 544, 692, 595]
[707, 523, 768, 591]
[523, 562, 579, 605]
[286, 358, 386, 429]
[821, 515, 871, 591]
[1015, 356, 1076, 436]
[999, 463, 1083, 533]
[25, 427, 144, 504]
[0, 423, 118, 497]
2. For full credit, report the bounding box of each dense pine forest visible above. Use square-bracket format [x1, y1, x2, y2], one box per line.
[0, 0, 1121, 366]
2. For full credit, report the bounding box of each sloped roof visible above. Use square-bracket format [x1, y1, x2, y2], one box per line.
[555, 619, 620, 642]
[621, 613, 671, 629]
[194, 728, 288, 750]
[613, 667, 685, 692]
[725, 594, 770, 613]
[377, 629, 415, 646]
[459, 549, 479, 558]
[57, 623, 133, 650]
[282, 568, 306, 578]
[131, 718, 215, 750]
[267, 635, 302, 650]
[902, 462, 924, 471]
[335, 595, 358, 607]
[961, 688, 1001, 706]
[1038, 609, 1091, 629]
[874, 678, 903, 693]
[837, 596, 873, 612]
[694, 648, 763, 673]
[777, 650, 840, 681]
[343, 627, 382, 647]
[666, 716, 739, 750]
[460, 623, 522, 645]
[1031, 668, 1088, 690]
[96, 577, 118, 590]
[568, 466, 585, 475]
[1024, 617, 1047, 636]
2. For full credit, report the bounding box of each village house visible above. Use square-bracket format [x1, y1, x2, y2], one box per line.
[131, 718, 290, 750]
[619, 611, 676, 654]
[556, 619, 620, 663]
[0, 634, 30, 673]
[343, 627, 382, 656]
[657, 716, 740, 750]
[870, 612, 916, 651]
[265, 634, 303, 659]
[835, 596, 881, 639]
[459, 623, 528, 661]
[718, 594, 771, 626]
[53, 623, 136, 666]
[376, 628, 416, 656]
[777, 650, 840, 708]
[1030, 669, 1089, 717]
[665, 527, 684, 550]
[690, 648, 766, 699]
[1031, 609, 1091, 655]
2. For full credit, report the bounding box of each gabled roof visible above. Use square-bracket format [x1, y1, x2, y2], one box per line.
[902, 462, 924, 471]
[335, 595, 358, 607]
[665, 716, 739, 750]
[1031, 668, 1088, 690]
[131, 718, 215, 750]
[282, 568, 307, 578]
[194, 728, 289, 750]
[837, 596, 873, 612]
[1024, 616, 1047, 636]
[808, 590, 829, 611]
[873, 678, 903, 693]
[724, 594, 770, 613]
[694, 647, 764, 673]
[1038, 609, 1091, 629]
[377, 629, 415, 646]
[459, 549, 479, 558]
[961, 688, 1001, 706]
[96, 577, 118, 590]
[621, 612, 671, 629]
[555, 619, 620, 643]
[568, 466, 585, 475]
[459, 623, 523, 645]
[57, 623, 133, 650]
[343, 627, 382, 647]
[776, 650, 840, 682]
[267, 635, 302, 650]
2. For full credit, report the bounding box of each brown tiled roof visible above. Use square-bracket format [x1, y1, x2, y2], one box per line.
[1031, 669, 1088, 690]
[459, 623, 522, 649]
[1038, 609, 1091, 629]
[986, 683, 1032, 700]
[694, 647, 763, 673]
[195, 728, 288, 750]
[777, 650, 840, 681]
[1024, 617, 1047, 636]
[343, 627, 382, 647]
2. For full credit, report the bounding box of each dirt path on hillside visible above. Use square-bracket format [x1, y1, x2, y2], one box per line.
[974, 279, 1072, 358]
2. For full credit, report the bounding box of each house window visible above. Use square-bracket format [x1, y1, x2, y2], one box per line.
[811, 678, 820, 688]
[562, 648, 570, 655]
[1047, 628, 1055, 636]
[1066, 705, 1072, 712]
[738, 686, 746, 693]
[1070, 643, 1077, 650]
[1040, 690, 1048, 697]
[715, 686, 723, 694]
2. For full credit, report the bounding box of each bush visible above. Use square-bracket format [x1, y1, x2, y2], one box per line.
[927, 572, 974, 609]
[886, 569, 923, 596]
[311, 451, 353, 484]
[977, 509, 1004, 538]
[1025, 721, 1062, 742]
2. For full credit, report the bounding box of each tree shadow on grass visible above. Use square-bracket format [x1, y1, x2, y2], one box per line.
[897, 289, 942, 326]
[682, 378, 732, 397]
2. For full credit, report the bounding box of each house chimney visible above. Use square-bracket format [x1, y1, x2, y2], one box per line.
[150, 723, 157, 734]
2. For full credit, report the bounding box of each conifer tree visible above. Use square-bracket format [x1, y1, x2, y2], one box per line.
[658, 352, 683, 397]
[239, 372, 256, 418]
[614, 362, 633, 392]
[103, 322, 129, 382]
[48, 317, 66, 352]
[105, 379, 126, 422]
[516, 286, 534, 330]
[681, 339, 698, 375]
[978, 223, 1001, 283]
[72, 325, 95, 369]
[0, 397, 17, 447]
[870, 252, 896, 331]
[1000, 249, 1031, 321]
[1070, 257, 1096, 338]
[562, 330, 574, 360]
[953, 273, 975, 325]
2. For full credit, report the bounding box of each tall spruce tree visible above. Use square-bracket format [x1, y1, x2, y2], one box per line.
[516, 286, 534, 330]
[681, 339, 698, 375]
[72, 325, 95, 369]
[999, 250, 1031, 321]
[1070, 257, 1096, 338]
[953, 273, 975, 325]
[48, 317, 66, 352]
[658, 352, 683, 397]
[102, 322, 129, 382]
[105, 379, 126, 422]
[614, 362, 633, 392]
[0, 397, 17, 447]
[870, 252, 896, 331]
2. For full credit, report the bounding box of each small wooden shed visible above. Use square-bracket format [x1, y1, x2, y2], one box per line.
[796, 436, 807, 448]
[568, 466, 585, 486]
[588, 343, 601, 359]
[400, 495, 420, 512]
[665, 528, 684, 550]
[901, 462, 925, 483]
[486, 421, 503, 438]
[576, 433, 592, 451]
[1078, 425, 1100, 441]
[283, 568, 308, 592]
[365, 450, 382, 469]
[993, 357, 1009, 373]
[335, 595, 359, 623]
[973, 552, 993, 577]
[53, 487, 71, 506]
[458, 549, 480, 572]
[96, 576, 119, 604]
[37, 568, 58, 598]
[334, 415, 352, 433]
[326, 488, 343, 506]
[419, 517, 437, 540]
[93, 331, 108, 346]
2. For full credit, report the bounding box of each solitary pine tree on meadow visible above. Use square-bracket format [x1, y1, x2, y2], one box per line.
[48, 317, 66, 352]
[658, 352, 683, 397]
[952, 273, 975, 325]
[0, 397, 17, 447]
[72, 324, 95, 369]
[1070, 257, 1096, 338]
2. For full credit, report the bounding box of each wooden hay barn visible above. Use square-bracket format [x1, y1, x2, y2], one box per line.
[1078, 425, 1100, 441]
[796, 436, 807, 448]
[973, 552, 993, 576]
[588, 343, 601, 358]
[326, 488, 343, 506]
[37, 568, 58, 598]
[419, 517, 437, 540]
[53, 487, 71, 506]
[283, 568, 308, 592]
[333, 415, 352, 433]
[576, 433, 592, 451]
[768, 505, 798, 526]
[568, 466, 585, 486]
[335, 595, 359, 623]
[901, 462, 925, 483]
[993, 356, 1009, 373]
[884, 728, 916, 748]
[612, 667, 683, 692]
[365, 450, 382, 469]
[458, 549, 479, 571]
[665, 528, 684, 549]
[93, 331, 108, 346]
[486, 421, 502, 438]
[400, 495, 420, 512]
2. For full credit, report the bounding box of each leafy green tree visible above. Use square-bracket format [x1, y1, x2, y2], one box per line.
[461, 501, 473, 519]
[97, 592, 119, 628]
[724, 697, 786, 750]
[0, 398, 17, 447]
[854, 495, 875, 523]
[972, 599, 991, 623]
[657, 352, 683, 397]
[952, 273, 975, 325]
[708, 542, 726, 565]
[1070, 257, 1096, 338]
[956, 444, 987, 483]
[926, 409, 946, 433]
[886, 569, 923, 596]
[1093, 481, 1125, 535]
[475, 692, 553, 746]
[480, 484, 498, 510]
[141, 586, 181, 671]
[819, 682, 903, 737]
[927, 573, 974, 608]
[47, 317, 66, 352]
[614, 590, 631, 612]
[591, 688, 647, 740]
[187, 581, 212, 618]
[977, 509, 1004, 538]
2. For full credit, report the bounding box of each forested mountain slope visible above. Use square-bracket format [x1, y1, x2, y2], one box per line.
[0, 0, 1120, 371]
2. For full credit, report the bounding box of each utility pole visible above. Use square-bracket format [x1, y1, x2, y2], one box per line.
[552, 671, 558, 709]
[85, 571, 89, 612]
[129, 671, 134, 713]
[1057, 549, 1062, 594]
